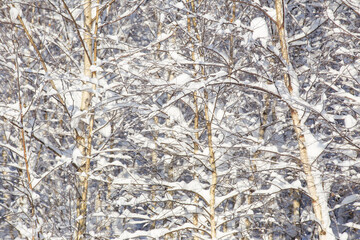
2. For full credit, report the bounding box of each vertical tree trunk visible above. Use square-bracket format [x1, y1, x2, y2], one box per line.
[292, 189, 301, 239]
[193, 90, 200, 239]
[75, 0, 96, 238]
[274, 1, 330, 239]
[186, 1, 218, 237]
[224, 0, 236, 234]
[204, 90, 217, 239]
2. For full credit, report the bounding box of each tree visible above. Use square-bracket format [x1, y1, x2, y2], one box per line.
[0, 0, 359, 239]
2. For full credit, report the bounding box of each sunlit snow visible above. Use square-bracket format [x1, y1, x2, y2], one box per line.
[10, 7, 19, 22]
[344, 115, 357, 129]
[250, 17, 269, 45]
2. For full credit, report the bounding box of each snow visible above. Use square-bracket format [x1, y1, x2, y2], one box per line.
[169, 50, 192, 64]
[344, 115, 357, 129]
[98, 122, 112, 138]
[327, 8, 335, 20]
[314, 93, 327, 113]
[107, 34, 118, 41]
[173, 73, 192, 86]
[0, 142, 24, 159]
[263, 7, 276, 20]
[14, 222, 32, 239]
[215, 191, 238, 209]
[72, 148, 83, 168]
[174, 2, 185, 10]
[118, 223, 194, 239]
[0, 102, 20, 119]
[214, 70, 228, 78]
[10, 7, 19, 22]
[70, 110, 82, 129]
[89, 64, 103, 72]
[91, 4, 98, 19]
[1, 2, 360, 239]
[288, 18, 326, 44]
[339, 232, 349, 240]
[347, 0, 360, 8]
[312, 158, 336, 240]
[71, 8, 83, 19]
[167, 181, 210, 205]
[303, 129, 329, 162]
[343, 222, 360, 230]
[250, 17, 269, 45]
[203, 13, 215, 21]
[335, 46, 352, 55]
[332, 194, 360, 210]
[156, 32, 173, 42]
[32, 157, 71, 189]
[334, 89, 360, 105]
[164, 105, 187, 126]
[254, 174, 304, 196]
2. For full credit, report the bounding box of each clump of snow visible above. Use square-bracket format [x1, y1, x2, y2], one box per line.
[71, 8, 83, 19]
[90, 64, 102, 72]
[250, 17, 269, 45]
[303, 129, 329, 162]
[173, 73, 192, 86]
[263, 7, 276, 20]
[169, 51, 192, 64]
[174, 2, 185, 10]
[339, 232, 348, 240]
[72, 148, 83, 168]
[344, 115, 356, 129]
[203, 13, 215, 21]
[164, 105, 186, 126]
[10, 7, 19, 22]
[99, 122, 112, 138]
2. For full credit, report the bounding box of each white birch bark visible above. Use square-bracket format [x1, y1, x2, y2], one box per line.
[75, 0, 95, 238]
[274, 1, 335, 239]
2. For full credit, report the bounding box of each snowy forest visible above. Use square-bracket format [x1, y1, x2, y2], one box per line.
[0, 0, 359, 239]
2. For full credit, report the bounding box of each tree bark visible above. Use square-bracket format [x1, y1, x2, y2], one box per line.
[203, 90, 218, 240]
[274, 1, 328, 239]
[75, 0, 97, 238]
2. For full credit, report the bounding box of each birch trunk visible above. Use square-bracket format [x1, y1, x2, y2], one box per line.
[186, 1, 217, 237]
[274, 1, 333, 239]
[192, 90, 200, 238]
[75, 0, 97, 238]
[204, 90, 217, 239]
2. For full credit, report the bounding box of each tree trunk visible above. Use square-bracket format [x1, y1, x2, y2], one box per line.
[274, 1, 331, 239]
[75, 0, 97, 238]
[193, 90, 200, 239]
[203, 90, 217, 239]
